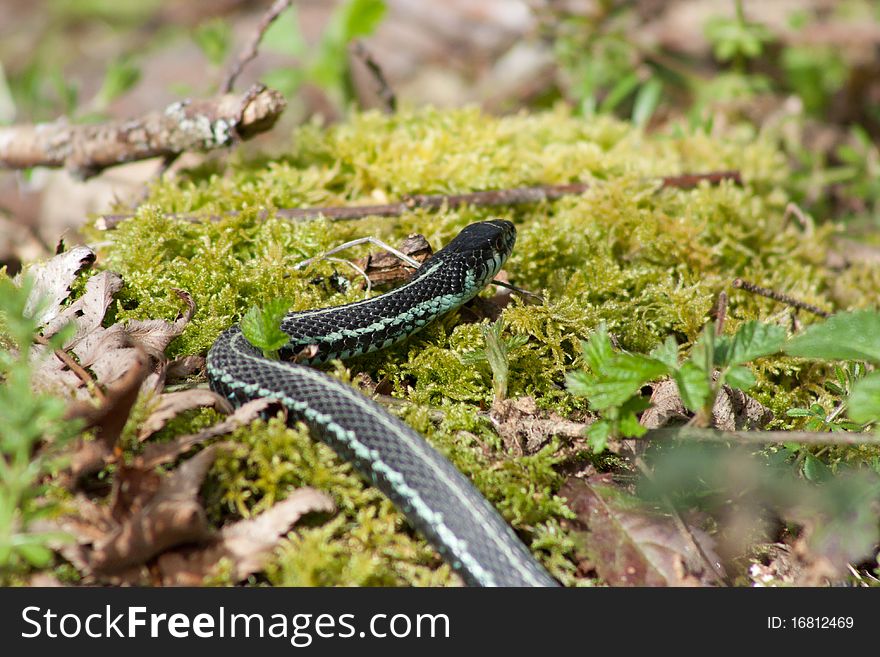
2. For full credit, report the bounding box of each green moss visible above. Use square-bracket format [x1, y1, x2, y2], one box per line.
[79, 105, 879, 585]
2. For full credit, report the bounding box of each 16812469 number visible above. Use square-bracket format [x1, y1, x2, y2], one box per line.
[768, 617, 855, 630]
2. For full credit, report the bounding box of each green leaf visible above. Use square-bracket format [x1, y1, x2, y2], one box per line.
[784, 310, 880, 364]
[587, 420, 612, 453]
[565, 369, 593, 398]
[582, 353, 669, 410]
[16, 542, 53, 568]
[338, 0, 387, 40]
[598, 72, 639, 114]
[95, 56, 140, 108]
[803, 454, 831, 483]
[311, 0, 387, 89]
[581, 323, 614, 373]
[240, 298, 291, 358]
[618, 410, 648, 439]
[261, 68, 305, 97]
[262, 7, 306, 57]
[193, 18, 233, 66]
[724, 365, 756, 391]
[649, 336, 679, 370]
[632, 78, 662, 127]
[717, 320, 785, 367]
[673, 361, 711, 412]
[848, 371, 880, 424]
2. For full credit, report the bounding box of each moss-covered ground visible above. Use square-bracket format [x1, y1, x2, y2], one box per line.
[83, 106, 878, 585]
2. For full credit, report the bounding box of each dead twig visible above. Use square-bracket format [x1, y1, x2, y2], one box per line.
[732, 278, 831, 319]
[714, 290, 728, 335]
[0, 85, 286, 179]
[222, 0, 294, 94]
[97, 171, 742, 229]
[648, 426, 880, 446]
[34, 334, 106, 403]
[349, 39, 397, 113]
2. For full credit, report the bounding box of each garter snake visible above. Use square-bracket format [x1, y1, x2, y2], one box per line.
[206, 220, 557, 587]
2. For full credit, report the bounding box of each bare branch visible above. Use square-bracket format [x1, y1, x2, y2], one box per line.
[349, 39, 397, 113]
[648, 426, 880, 446]
[96, 171, 742, 229]
[732, 278, 831, 318]
[222, 0, 294, 93]
[0, 85, 286, 179]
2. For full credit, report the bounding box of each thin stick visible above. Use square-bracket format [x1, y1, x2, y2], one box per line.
[648, 426, 879, 446]
[222, 0, 294, 93]
[732, 278, 830, 318]
[97, 171, 742, 229]
[296, 235, 542, 301]
[323, 256, 373, 296]
[294, 236, 422, 270]
[34, 335, 106, 403]
[714, 290, 728, 334]
[349, 39, 397, 113]
[633, 455, 728, 586]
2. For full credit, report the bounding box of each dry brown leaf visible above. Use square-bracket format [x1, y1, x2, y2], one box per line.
[42, 270, 123, 343]
[88, 446, 220, 573]
[490, 396, 591, 455]
[137, 388, 233, 442]
[561, 475, 724, 587]
[354, 233, 432, 287]
[640, 379, 773, 431]
[136, 398, 279, 469]
[157, 487, 335, 585]
[123, 289, 195, 360]
[18, 245, 95, 327]
[65, 353, 149, 480]
[32, 281, 194, 400]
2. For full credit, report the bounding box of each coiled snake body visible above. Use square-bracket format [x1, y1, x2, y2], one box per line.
[207, 220, 557, 587]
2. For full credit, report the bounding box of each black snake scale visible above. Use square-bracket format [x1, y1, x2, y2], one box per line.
[207, 220, 557, 586]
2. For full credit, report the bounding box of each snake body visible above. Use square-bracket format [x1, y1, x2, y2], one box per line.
[206, 220, 557, 587]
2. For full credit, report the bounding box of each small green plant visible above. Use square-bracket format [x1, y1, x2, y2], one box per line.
[786, 363, 866, 432]
[704, 1, 773, 69]
[785, 309, 880, 427]
[566, 320, 785, 452]
[261, 0, 387, 107]
[0, 277, 80, 580]
[460, 319, 529, 402]
[240, 297, 292, 359]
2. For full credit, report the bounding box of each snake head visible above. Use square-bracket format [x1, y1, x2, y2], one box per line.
[438, 219, 517, 259]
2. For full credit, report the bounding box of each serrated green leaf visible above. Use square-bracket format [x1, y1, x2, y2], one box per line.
[649, 335, 679, 369]
[673, 361, 711, 412]
[784, 310, 880, 363]
[725, 365, 756, 391]
[587, 420, 612, 453]
[581, 323, 614, 373]
[618, 410, 648, 438]
[581, 352, 670, 410]
[718, 320, 785, 367]
[240, 299, 291, 358]
[565, 369, 594, 398]
[786, 408, 813, 418]
[848, 371, 880, 424]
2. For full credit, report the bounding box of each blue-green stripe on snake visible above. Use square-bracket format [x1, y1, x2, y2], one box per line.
[206, 220, 558, 587]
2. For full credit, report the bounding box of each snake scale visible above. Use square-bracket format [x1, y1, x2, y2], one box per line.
[206, 220, 558, 587]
